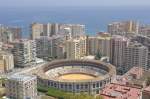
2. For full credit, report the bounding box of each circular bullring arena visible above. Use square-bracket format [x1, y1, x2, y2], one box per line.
[36, 60, 116, 94]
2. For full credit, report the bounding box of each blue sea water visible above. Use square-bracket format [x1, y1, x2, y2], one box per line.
[0, 6, 150, 38]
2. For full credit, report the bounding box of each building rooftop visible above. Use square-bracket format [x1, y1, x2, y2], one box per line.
[144, 86, 150, 93]
[8, 74, 36, 82]
[11, 39, 34, 44]
[0, 50, 12, 56]
[114, 67, 150, 89]
[124, 67, 143, 79]
[100, 83, 141, 99]
[81, 55, 95, 60]
[112, 35, 128, 41]
[128, 42, 147, 48]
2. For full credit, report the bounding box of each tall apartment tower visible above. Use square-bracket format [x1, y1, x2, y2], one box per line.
[110, 35, 129, 73]
[30, 23, 44, 39]
[134, 35, 150, 68]
[70, 24, 85, 38]
[124, 42, 148, 72]
[0, 25, 22, 43]
[0, 51, 14, 73]
[30, 23, 85, 39]
[108, 21, 139, 35]
[35, 37, 52, 60]
[6, 74, 37, 99]
[87, 33, 111, 57]
[50, 23, 59, 36]
[30, 23, 60, 39]
[65, 36, 87, 59]
[12, 39, 36, 67]
[36, 36, 65, 60]
[59, 27, 72, 40]
[87, 37, 100, 55]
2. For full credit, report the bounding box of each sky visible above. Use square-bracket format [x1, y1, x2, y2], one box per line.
[0, 0, 150, 7]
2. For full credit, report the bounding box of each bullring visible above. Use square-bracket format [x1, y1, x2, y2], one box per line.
[36, 59, 116, 94]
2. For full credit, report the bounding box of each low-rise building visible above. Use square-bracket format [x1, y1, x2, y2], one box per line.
[100, 83, 141, 99]
[142, 86, 150, 99]
[6, 74, 37, 99]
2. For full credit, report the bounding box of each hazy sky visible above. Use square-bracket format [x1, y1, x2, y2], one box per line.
[0, 0, 150, 7]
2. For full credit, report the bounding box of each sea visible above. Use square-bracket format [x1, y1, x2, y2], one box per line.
[0, 6, 150, 38]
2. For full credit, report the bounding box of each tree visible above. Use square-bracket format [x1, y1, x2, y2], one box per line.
[95, 95, 103, 99]
[95, 51, 102, 60]
[0, 78, 7, 87]
[38, 85, 103, 99]
[146, 76, 150, 86]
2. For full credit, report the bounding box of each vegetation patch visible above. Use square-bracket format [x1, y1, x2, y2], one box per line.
[38, 85, 103, 99]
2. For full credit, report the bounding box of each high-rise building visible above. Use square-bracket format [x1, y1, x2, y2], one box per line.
[0, 51, 14, 73]
[99, 36, 111, 57]
[59, 27, 72, 40]
[35, 37, 52, 60]
[133, 35, 150, 68]
[50, 23, 59, 36]
[108, 21, 139, 35]
[70, 24, 85, 38]
[139, 25, 150, 36]
[30, 23, 44, 39]
[8, 26, 22, 39]
[65, 39, 81, 59]
[124, 42, 148, 72]
[6, 74, 37, 99]
[87, 37, 100, 55]
[65, 36, 87, 59]
[12, 39, 36, 67]
[110, 35, 129, 73]
[0, 25, 22, 43]
[36, 36, 65, 60]
[30, 23, 85, 39]
[87, 33, 111, 57]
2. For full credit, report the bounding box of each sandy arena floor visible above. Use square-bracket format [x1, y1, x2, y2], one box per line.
[58, 73, 96, 80]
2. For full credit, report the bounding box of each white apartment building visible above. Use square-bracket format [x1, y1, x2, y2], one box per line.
[124, 42, 148, 72]
[12, 39, 36, 67]
[6, 74, 37, 99]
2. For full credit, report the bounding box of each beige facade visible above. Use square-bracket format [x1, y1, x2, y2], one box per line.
[65, 36, 87, 59]
[108, 21, 139, 35]
[30, 23, 85, 39]
[30, 23, 44, 39]
[110, 35, 129, 72]
[0, 51, 14, 73]
[87, 36, 111, 57]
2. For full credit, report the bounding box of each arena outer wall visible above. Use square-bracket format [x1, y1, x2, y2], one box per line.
[36, 59, 116, 95]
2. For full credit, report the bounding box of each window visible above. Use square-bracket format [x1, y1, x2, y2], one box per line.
[76, 85, 79, 89]
[93, 84, 95, 88]
[96, 83, 99, 88]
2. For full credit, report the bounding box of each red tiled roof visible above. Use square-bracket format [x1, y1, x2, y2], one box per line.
[100, 83, 141, 99]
